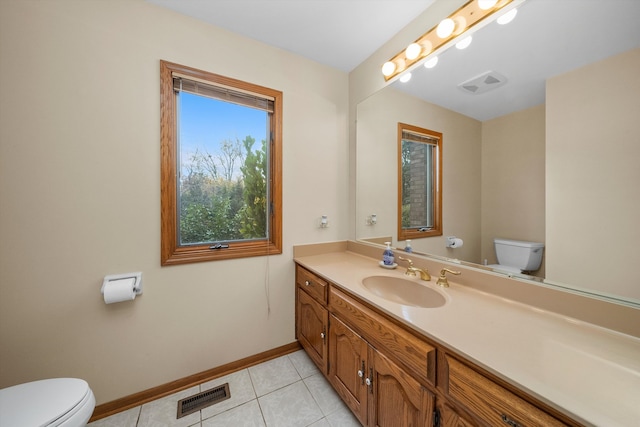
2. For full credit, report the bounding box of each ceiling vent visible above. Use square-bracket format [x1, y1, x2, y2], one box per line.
[458, 71, 507, 95]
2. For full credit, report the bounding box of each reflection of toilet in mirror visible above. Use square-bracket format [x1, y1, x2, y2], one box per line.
[487, 238, 544, 275]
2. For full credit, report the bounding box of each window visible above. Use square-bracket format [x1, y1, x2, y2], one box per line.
[397, 123, 442, 241]
[160, 61, 282, 265]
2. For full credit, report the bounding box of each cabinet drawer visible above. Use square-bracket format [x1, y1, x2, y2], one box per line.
[330, 287, 436, 387]
[446, 356, 567, 427]
[296, 265, 328, 304]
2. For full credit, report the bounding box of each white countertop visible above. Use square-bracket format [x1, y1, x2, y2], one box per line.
[294, 251, 640, 427]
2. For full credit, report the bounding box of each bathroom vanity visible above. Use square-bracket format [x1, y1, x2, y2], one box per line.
[294, 242, 640, 427]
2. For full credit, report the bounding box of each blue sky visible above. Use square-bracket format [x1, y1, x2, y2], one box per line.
[179, 92, 268, 178]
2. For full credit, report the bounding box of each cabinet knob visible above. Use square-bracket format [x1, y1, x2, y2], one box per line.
[320, 332, 325, 339]
[365, 377, 372, 386]
[305, 280, 311, 286]
[357, 369, 363, 378]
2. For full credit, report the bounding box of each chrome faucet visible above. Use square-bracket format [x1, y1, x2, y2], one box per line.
[397, 256, 431, 281]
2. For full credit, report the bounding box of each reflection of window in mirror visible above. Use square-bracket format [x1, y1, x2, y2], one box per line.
[397, 123, 442, 241]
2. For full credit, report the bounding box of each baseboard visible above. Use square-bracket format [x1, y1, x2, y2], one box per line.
[89, 341, 302, 422]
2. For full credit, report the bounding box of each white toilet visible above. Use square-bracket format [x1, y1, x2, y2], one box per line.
[487, 238, 544, 275]
[0, 378, 95, 427]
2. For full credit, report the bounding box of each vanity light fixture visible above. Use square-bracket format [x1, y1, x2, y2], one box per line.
[455, 35, 473, 49]
[424, 56, 439, 69]
[381, 61, 396, 77]
[381, 0, 526, 82]
[405, 43, 422, 60]
[478, 0, 498, 10]
[436, 18, 456, 38]
[497, 8, 517, 24]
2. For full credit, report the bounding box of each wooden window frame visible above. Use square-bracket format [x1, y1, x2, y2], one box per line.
[397, 122, 442, 241]
[160, 60, 282, 266]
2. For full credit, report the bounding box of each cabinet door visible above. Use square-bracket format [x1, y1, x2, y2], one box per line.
[437, 400, 477, 427]
[297, 288, 328, 373]
[328, 314, 369, 426]
[369, 349, 434, 427]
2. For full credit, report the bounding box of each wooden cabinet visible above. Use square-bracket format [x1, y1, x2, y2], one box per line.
[328, 286, 436, 427]
[329, 313, 434, 427]
[443, 355, 568, 427]
[329, 286, 436, 387]
[436, 400, 477, 427]
[328, 314, 369, 424]
[294, 263, 575, 427]
[369, 348, 434, 427]
[295, 265, 328, 373]
[296, 264, 328, 303]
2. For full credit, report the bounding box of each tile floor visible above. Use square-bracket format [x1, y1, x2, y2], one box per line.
[88, 350, 362, 427]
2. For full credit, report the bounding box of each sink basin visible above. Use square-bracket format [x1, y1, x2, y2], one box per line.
[361, 276, 446, 308]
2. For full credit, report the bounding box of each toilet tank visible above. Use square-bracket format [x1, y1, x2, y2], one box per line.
[494, 238, 544, 272]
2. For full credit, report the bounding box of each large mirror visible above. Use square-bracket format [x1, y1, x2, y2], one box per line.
[356, 0, 640, 306]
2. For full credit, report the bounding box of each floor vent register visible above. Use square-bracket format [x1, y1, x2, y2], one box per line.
[177, 383, 231, 419]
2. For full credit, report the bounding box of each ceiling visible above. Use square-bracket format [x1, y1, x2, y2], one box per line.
[147, 0, 640, 121]
[146, 0, 436, 72]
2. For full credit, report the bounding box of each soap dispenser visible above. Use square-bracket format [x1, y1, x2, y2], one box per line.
[404, 240, 413, 253]
[382, 242, 395, 266]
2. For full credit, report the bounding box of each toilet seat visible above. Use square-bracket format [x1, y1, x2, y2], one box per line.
[0, 378, 95, 427]
[486, 264, 521, 274]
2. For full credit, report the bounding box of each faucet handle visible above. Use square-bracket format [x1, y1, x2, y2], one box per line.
[397, 256, 417, 276]
[397, 256, 413, 267]
[436, 268, 461, 287]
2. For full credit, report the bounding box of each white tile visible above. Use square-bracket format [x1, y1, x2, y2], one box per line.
[288, 350, 320, 379]
[258, 381, 323, 427]
[137, 386, 201, 427]
[325, 404, 362, 427]
[308, 418, 331, 427]
[248, 355, 301, 397]
[304, 374, 344, 416]
[87, 406, 140, 427]
[92, 353, 353, 427]
[200, 369, 256, 419]
[201, 399, 265, 427]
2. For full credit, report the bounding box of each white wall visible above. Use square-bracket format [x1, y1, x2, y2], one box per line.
[546, 48, 640, 300]
[0, 0, 349, 404]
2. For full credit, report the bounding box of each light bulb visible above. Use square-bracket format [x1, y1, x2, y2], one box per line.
[477, 0, 498, 10]
[399, 73, 412, 83]
[420, 40, 433, 56]
[452, 16, 467, 36]
[382, 61, 396, 77]
[497, 8, 517, 25]
[405, 43, 422, 60]
[424, 56, 439, 69]
[455, 36, 472, 50]
[436, 18, 455, 38]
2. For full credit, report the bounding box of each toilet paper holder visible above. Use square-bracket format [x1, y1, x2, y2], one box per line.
[446, 236, 463, 248]
[101, 272, 143, 297]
